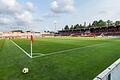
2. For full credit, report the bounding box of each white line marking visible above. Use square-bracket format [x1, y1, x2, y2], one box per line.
[10, 40, 32, 58]
[33, 53, 45, 56]
[32, 42, 108, 58]
[33, 53, 44, 55]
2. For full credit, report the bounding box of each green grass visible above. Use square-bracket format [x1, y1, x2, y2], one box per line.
[0, 39, 5, 51]
[0, 37, 120, 80]
[12, 37, 114, 54]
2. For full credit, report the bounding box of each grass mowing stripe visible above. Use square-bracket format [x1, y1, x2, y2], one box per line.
[10, 40, 32, 58]
[0, 39, 5, 51]
[33, 39, 120, 58]
[0, 37, 120, 80]
[0, 39, 5, 52]
[12, 37, 111, 54]
[32, 42, 108, 58]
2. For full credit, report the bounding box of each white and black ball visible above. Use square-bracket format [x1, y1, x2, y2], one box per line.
[22, 68, 29, 74]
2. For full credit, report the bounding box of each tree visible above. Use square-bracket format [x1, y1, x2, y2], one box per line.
[115, 21, 120, 26]
[92, 20, 106, 27]
[69, 24, 84, 30]
[74, 24, 80, 30]
[70, 25, 74, 30]
[64, 25, 69, 30]
[88, 23, 92, 28]
[79, 24, 85, 28]
[107, 20, 113, 26]
[12, 30, 23, 32]
[98, 20, 106, 27]
[92, 21, 98, 27]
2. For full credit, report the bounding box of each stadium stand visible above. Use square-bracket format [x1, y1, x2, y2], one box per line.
[58, 25, 120, 37]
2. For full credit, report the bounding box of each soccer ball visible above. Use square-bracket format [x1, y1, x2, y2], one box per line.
[22, 68, 29, 74]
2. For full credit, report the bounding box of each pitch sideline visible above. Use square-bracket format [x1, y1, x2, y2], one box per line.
[10, 40, 32, 58]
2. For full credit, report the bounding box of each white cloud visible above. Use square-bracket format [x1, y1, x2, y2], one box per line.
[34, 18, 44, 22]
[43, 13, 60, 18]
[97, 0, 120, 18]
[98, 11, 107, 15]
[0, 0, 35, 25]
[0, 15, 14, 25]
[26, 2, 35, 12]
[51, 0, 75, 13]
[1, 0, 16, 7]
[15, 11, 33, 23]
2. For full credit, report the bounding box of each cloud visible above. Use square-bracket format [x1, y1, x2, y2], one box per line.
[98, 11, 107, 15]
[25, 2, 35, 12]
[33, 18, 44, 22]
[51, 0, 75, 13]
[0, 15, 14, 25]
[43, 13, 60, 18]
[117, 12, 120, 15]
[0, 0, 35, 26]
[98, 0, 120, 16]
[1, 0, 16, 7]
[15, 11, 33, 23]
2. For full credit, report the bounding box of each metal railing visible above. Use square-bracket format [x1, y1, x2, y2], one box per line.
[94, 58, 120, 80]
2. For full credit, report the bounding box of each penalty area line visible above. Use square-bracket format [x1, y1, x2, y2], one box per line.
[32, 42, 108, 59]
[10, 40, 32, 58]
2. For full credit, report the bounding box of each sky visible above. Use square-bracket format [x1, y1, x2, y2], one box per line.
[0, 0, 120, 32]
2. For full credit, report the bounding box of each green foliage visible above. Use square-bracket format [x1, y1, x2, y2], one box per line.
[70, 25, 74, 30]
[74, 24, 80, 29]
[92, 21, 98, 27]
[107, 20, 113, 26]
[63, 20, 120, 31]
[11, 30, 23, 32]
[88, 23, 92, 28]
[98, 20, 107, 27]
[115, 21, 120, 25]
[92, 20, 106, 27]
[64, 25, 69, 30]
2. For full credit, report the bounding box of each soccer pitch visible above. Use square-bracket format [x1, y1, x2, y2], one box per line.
[0, 37, 120, 80]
